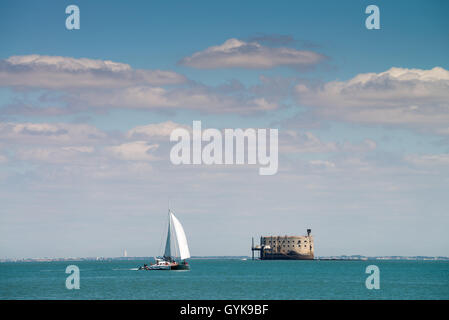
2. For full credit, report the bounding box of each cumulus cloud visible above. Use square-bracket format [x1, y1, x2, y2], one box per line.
[0, 55, 186, 89]
[0, 120, 192, 165]
[179, 38, 325, 69]
[0, 120, 191, 148]
[295, 67, 449, 131]
[0, 122, 107, 145]
[127, 121, 191, 139]
[73, 85, 278, 113]
[106, 141, 159, 161]
[15, 146, 95, 164]
[0, 55, 281, 114]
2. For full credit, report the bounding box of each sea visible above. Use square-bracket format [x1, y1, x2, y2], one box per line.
[0, 259, 448, 299]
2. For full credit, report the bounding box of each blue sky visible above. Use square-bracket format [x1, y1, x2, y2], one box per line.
[0, 0, 448, 259]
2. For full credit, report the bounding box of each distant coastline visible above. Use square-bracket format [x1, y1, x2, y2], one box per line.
[1, 255, 448, 263]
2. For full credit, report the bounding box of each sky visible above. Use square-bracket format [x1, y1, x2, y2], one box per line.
[0, 0, 448, 259]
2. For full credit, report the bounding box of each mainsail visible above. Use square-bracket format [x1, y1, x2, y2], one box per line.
[163, 210, 191, 260]
[163, 218, 171, 257]
[170, 212, 191, 260]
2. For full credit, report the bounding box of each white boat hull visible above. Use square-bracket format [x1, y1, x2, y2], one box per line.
[148, 264, 170, 270]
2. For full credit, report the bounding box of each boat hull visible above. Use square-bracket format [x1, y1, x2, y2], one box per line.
[170, 263, 190, 270]
[148, 265, 171, 270]
[139, 260, 190, 270]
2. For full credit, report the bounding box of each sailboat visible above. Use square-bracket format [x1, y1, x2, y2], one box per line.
[139, 209, 191, 270]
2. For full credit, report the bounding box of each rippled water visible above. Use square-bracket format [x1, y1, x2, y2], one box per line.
[0, 259, 448, 299]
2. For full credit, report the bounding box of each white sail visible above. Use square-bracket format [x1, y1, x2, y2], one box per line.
[170, 211, 191, 260]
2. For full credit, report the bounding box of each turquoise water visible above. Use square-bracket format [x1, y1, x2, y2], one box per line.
[0, 259, 448, 299]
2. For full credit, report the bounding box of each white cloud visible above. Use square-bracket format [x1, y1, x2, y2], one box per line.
[1, 121, 175, 164]
[0, 55, 280, 114]
[16, 146, 95, 163]
[6, 55, 132, 72]
[0, 121, 188, 162]
[0, 122, 107, 145]
[179, 38, 325, 69]
[295, 67, 449, 130]
[107, 141, 159, 161]
[0, 55, 186, 89]
[73, 85, 278, 113]
[127, 121, 191, 139]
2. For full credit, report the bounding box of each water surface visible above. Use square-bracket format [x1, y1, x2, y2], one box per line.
[1, 259, 448, 299]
